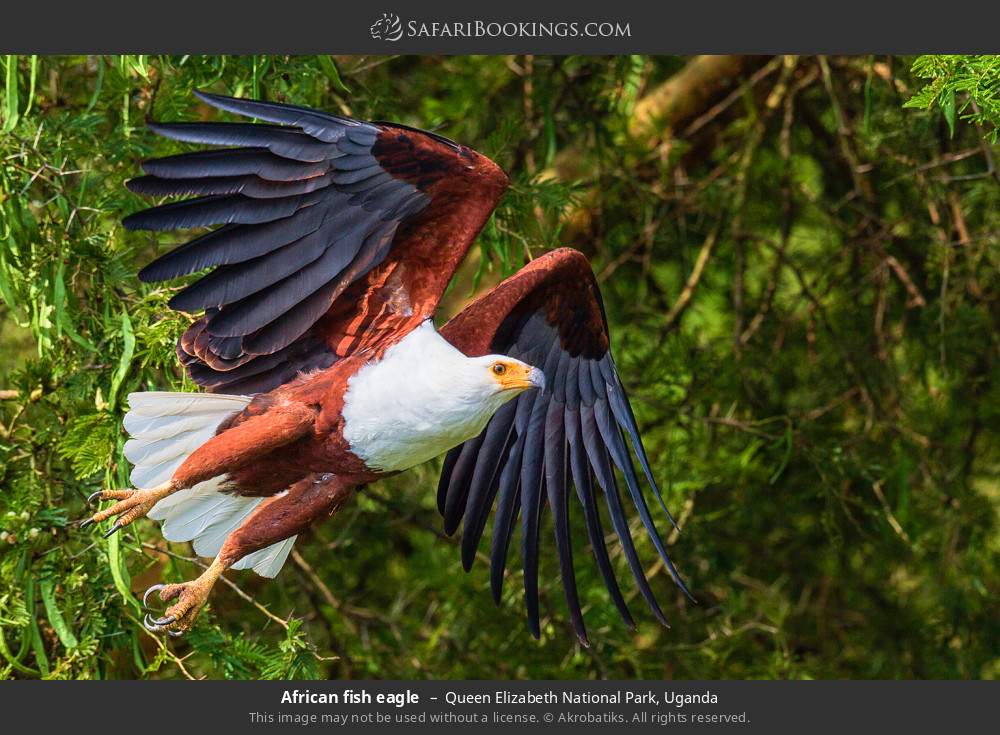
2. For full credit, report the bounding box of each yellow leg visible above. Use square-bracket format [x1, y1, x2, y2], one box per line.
[143, 557, 226, 635]
[81, 482, 176, 537]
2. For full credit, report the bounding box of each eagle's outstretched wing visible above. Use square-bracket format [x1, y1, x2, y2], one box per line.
[126, 91, 508, 394]
[439, 248, 691, 645]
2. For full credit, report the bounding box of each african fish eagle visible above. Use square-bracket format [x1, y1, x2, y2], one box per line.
[82, 91, 691, 644]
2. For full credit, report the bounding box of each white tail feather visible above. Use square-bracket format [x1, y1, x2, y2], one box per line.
[190, 495, 262, 558]
[124, 425, 220, 467]
[127, 391, 253, 416]
[161, 483, 253, 542]
[125, 391, 252, 492]
[231, 535, 297, 578]
[124, 411, 223, 440]
[147, 483, 203, 522]
[124, 391, 298, 578]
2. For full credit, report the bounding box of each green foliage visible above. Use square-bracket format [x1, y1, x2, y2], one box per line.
[906, 55, 1000, 141]
[59, 412, 117, 479]
[1, 55, 999, 681]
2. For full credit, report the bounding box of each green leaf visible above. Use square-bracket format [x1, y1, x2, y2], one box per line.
[39, 578, 79, 650]
[85, 56, 105, 113]
[24, 55, 37, 117]
[108, 309, 135, 408]
[2, 55, 20, 134]
[768, 426, 794, 485]
[25, 577, 49, 677]
[107, 532, 136, 609]
[318, 56, 350, 95]
[943, 88, 956, 137]
[0, 626, 40, 677]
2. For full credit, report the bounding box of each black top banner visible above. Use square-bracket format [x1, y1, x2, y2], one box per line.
[2, 0, 999, 54]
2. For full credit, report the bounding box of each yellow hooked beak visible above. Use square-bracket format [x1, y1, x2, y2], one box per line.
[491, 362, 546, 392]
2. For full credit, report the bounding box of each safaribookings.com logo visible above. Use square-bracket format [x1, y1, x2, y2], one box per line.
[370, 13, 404, 41]
[370, 14, 631, 42]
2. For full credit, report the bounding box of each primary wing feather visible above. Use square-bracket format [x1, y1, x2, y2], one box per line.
[439, 248, 691, 645]
[126, 90, 507, 394]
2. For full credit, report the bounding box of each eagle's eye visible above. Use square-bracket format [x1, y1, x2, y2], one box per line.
[492, 363, 507, 376]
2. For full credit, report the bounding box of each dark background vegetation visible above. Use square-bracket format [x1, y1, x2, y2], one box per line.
[0, 55, 998, 679]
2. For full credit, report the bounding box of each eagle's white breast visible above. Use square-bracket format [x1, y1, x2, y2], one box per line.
[341, 320, 515, 473]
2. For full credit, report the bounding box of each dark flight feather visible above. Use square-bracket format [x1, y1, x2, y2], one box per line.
[565, 405, 634, 628]
[124, 191, 321, 231]
[595, 400, 693, 600]
[460, 400, 518, 570]
[544, 398, 588, 645]
[126, 91, 470, 393]
[141, 148, 331, 182]
[206, 237, 366, 338]
[167, 226, 331, 312]
[489, 392, 536, 604]
[442, 432, 486, 536]
[581, 403, 670, 626]
[519, 389, 549, 639]
[604, 369, 677, 525]
[192, 91, 374, 142]
[240, 279, 343, 357]
[147, 122, 341, 162]
[439, 248, 689, 637]
[126, 171, 336, 200]
[137, 206, 327, 283]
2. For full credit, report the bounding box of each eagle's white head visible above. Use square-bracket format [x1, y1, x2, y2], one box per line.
[341, 320, 545, 473]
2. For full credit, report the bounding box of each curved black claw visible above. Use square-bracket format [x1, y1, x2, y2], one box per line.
[87, 490, 104, 506]
[143, 612, 180, 634]
[102, 521, 123, 539]
[143, 584, 168, 609]
[79, 518, 95, 530]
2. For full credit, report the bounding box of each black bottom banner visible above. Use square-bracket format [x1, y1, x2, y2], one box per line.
[1, 680, 994, 733]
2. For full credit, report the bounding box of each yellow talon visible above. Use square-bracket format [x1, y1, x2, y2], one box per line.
[81, 482, 177, 534]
